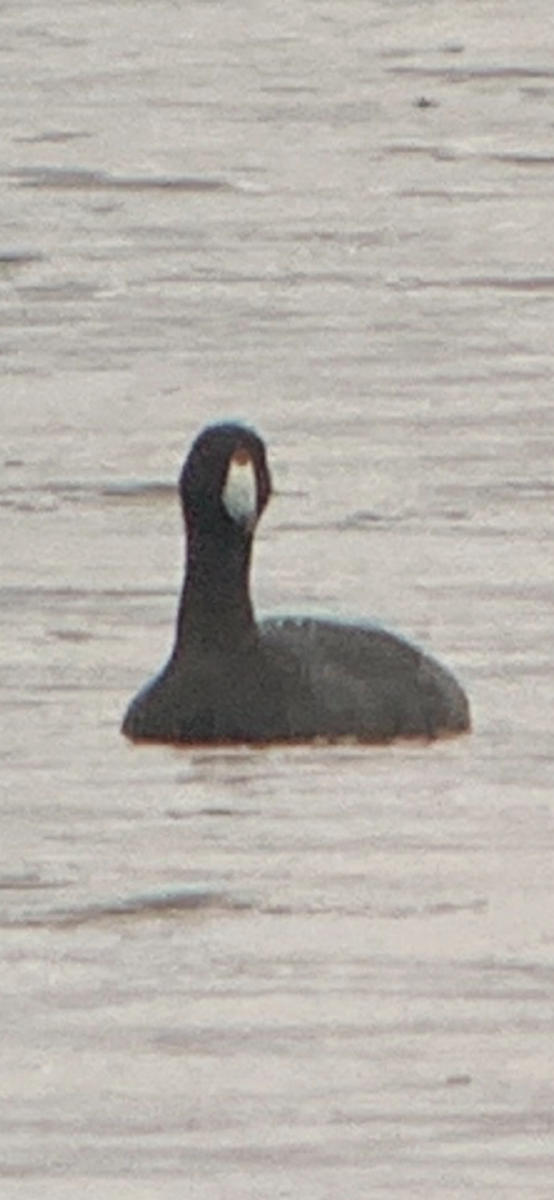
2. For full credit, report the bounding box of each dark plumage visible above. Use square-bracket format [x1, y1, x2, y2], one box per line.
[122, 423, 470, 745]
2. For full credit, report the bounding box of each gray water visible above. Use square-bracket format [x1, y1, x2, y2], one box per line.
[1, 1, 554, 1196]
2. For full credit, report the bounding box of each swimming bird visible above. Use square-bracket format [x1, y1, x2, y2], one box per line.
[122, 422, 470, 744]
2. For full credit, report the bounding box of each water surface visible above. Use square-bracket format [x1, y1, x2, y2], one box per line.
[1, 2, 554, 1196]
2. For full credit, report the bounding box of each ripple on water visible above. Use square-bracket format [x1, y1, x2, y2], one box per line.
[1, 883, 253, 930]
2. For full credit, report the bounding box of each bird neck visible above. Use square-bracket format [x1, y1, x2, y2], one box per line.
[174, 523, 256, 654]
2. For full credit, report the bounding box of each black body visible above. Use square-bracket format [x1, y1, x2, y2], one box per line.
[122, 423, 470, 744]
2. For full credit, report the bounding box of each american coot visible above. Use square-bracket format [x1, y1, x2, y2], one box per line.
[122, 423, 470, 745]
